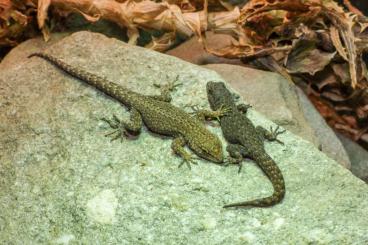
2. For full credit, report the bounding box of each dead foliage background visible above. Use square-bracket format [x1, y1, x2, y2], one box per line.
[1, 0, 368, 147]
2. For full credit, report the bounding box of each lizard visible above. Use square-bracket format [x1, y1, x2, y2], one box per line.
[205, 81, 286, 208]
[28, 52, 226, 168]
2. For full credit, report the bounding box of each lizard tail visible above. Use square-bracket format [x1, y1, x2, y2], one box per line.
[28, 52, 133, 106]
[223, 152, 285, 208]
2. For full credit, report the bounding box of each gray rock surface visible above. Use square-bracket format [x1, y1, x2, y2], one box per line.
[1, 31, 367, 244]
[337, 133, 368, 183]
[166, 32, 244, 65]
[204, 64, 351, 169]
[295, 87, 352, 169]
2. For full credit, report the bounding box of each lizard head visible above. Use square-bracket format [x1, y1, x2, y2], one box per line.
[206, 81, 233, 111]
[189, 131, 224, 163]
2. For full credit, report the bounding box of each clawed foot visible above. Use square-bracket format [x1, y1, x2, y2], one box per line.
[224, 156, 243, 173]
[267, 126, 286, 145]
[154, 75, 182, 92]
[178, 155, 199, 170]
[101, 115, 126, 142]
[237, 103, 252, 113]
[212, 104, 231, 120]
[189, 104, 230, 121]
[187, 105, 205, 118]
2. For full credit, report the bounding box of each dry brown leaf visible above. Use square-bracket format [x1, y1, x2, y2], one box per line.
[9, 9, 28, 26]
[145, 32, 177, 52]
[324, 8, 359, 88]
[285, 39, 335, 75]
[343, 0, 364, 16]
[255, 56, 293, 83]
[0, 0, 35, 46]
[331, 63, 350, 84]
[32, 0, 207, 44]
[314, 72, 339, 90]
[329, 25, 348, 61]
[207, 7, 240, 35]
[0, 0, 12, 22]
[334, 105, 354, 113]
[238, 0, 310, 24]
[357, 105, 368, 120]
[321, 91, 347, 102]
[72, 7, 100, 22]
[37, 0, 50, 29]
[37, 0, 51, 41]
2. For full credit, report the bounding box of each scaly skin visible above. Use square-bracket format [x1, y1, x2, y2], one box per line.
[206, 82, 285, 208]
[29, 52, 225, 166]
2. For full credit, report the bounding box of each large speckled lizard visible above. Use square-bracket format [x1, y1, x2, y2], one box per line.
[28, 52, 226, 168]
[205, 81, 286, 208]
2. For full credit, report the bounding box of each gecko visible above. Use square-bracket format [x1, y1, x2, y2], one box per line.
[28, 52, 226, 168]
[206, 81, 286, 208]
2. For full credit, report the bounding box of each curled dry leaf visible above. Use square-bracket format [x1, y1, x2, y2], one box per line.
[342, 0, 364, 16]
[37, 0, 50, 29]
[33, 0, 213, 45]
[329, 25, 348, 61]
[144, 32, 177, 52]
[285, 39, 335, 75]
[0, 0, 35, 47]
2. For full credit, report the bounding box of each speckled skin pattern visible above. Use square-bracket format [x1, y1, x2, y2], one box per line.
[28, 53, 224, 165]
[206, 82, 285, 208]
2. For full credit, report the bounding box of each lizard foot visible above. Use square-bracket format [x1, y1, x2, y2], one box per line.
[214, 104, 231, 120]
[154, 75, 182, 92]
[224, 156, 243, 173]
[237, 103, 252, 114]
[178, 155, 199, 170]
[267, 126, 286, 145]
[101, 115, 128, 142]
[189, 104, 230, 121]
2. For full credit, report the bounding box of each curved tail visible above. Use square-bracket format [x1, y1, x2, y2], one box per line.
[224, 152, 285, 208]
[28, 52, 134, 106]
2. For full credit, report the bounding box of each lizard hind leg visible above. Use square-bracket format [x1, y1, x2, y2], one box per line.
[191, 104, 230, 122]
[152, 76, 182, 102]
[256, 125, 285, 145]
[102, 108, 143, 141]
[226, 144, 251, 173]
[171, 136, 198, 169]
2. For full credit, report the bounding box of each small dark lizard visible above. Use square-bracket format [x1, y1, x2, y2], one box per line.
[206, 81, 285, 208]
[28, 52, 226, 167]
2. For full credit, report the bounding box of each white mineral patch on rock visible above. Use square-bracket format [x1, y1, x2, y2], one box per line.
[54, 234, 75, 245]
[239, 231, 256, 243]
[273, 217, 285, 230]
[86, 189, 118, 224]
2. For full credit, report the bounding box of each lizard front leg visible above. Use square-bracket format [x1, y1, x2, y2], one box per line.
[171, 136, 198, 169]
[192, 105, 230, 122]
[256, 125, 285, 145]
[226, 144, 251, 173]
[237, 103, 252, 114]
[152, 77, 181, 102]
[102, 108, 143, 141]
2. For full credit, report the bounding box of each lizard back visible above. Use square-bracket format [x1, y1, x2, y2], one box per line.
[207, 81, 285, 208]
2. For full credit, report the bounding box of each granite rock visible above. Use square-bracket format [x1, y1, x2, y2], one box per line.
[0, 31, 367, 244]
[337, 133, 368, 183]
[166, 32, 244, 65]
